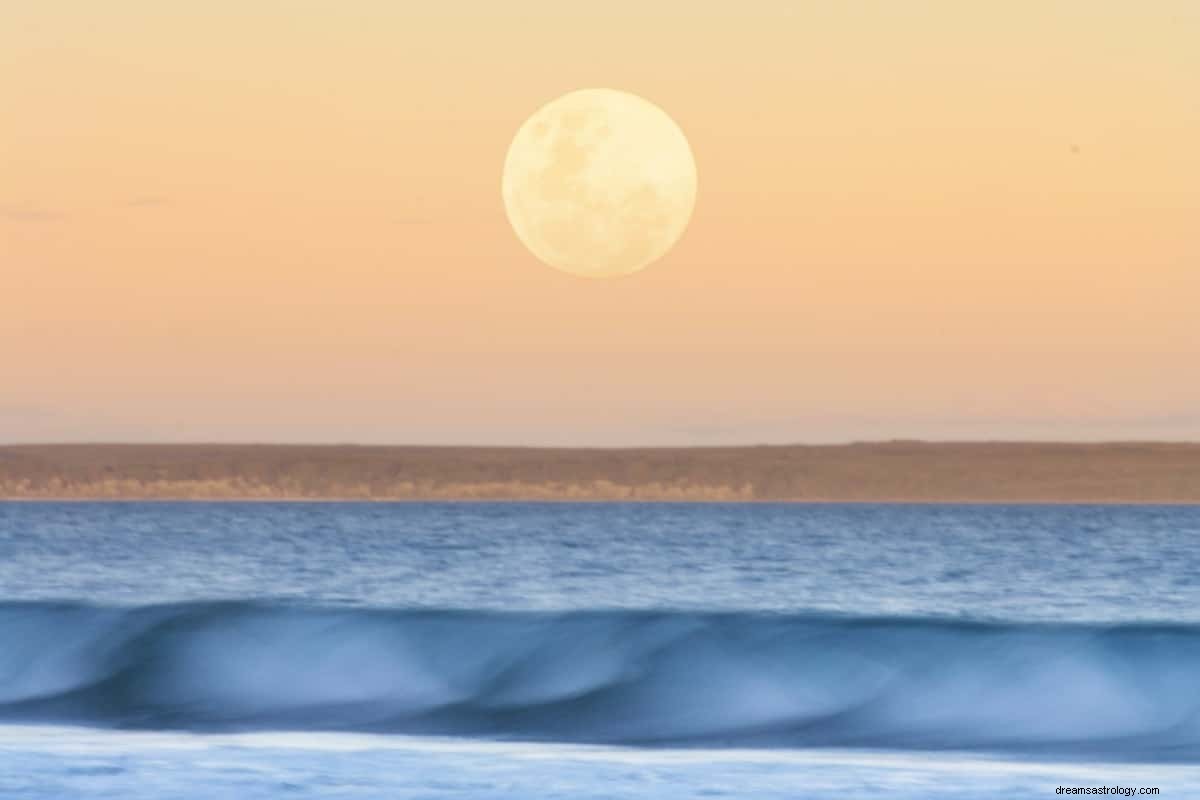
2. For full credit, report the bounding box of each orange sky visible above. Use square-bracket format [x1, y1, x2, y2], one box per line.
[2, 1, 1197, 445]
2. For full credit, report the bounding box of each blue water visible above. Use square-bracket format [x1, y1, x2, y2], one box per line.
[1, 502, 1198, 798]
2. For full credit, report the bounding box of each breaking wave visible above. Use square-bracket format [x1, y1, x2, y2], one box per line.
[2, 602, 1199, 758]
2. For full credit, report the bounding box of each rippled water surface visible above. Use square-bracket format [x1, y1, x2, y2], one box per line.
[1, 502, 1198, 797]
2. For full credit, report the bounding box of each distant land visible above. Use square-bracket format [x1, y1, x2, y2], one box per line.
[2, 442, 1200, 502]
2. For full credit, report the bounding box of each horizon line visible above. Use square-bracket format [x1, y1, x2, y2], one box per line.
[5, 440, 1200, 450]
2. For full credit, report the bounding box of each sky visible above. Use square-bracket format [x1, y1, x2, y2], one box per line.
[2, 1, 1197, 446]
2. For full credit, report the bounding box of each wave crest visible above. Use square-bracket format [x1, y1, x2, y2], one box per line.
[2, 602, 1198, 757]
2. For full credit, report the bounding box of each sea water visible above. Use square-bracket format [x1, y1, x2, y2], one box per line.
[1, 502, 1198, 798]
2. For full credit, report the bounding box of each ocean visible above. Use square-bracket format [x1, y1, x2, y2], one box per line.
[1, 502, 1198, 798]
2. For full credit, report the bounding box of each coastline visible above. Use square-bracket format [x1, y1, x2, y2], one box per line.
[3, 442, 1200, 503]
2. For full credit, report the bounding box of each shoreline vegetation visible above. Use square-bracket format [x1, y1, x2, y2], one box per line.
[2, 442, 1199, 503]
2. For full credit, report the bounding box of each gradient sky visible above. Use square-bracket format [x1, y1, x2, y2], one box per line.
[2, 1, 1197, 445]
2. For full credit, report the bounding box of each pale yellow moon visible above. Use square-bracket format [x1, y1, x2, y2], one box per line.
[502, 89, 697, 278]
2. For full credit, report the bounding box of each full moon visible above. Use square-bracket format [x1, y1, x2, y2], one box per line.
[502, 89, 697, 278]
